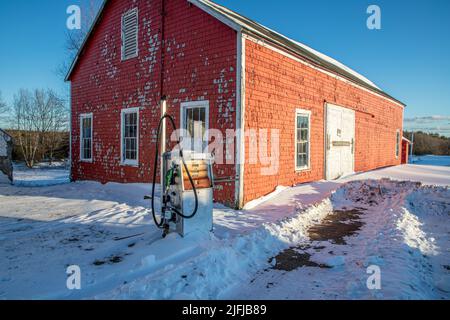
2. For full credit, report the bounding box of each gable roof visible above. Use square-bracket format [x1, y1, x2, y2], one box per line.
[65, 0, 109, 82]
[65, 0, 405, 107]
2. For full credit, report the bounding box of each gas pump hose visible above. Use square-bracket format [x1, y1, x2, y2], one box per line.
[151, 114, 199, 228]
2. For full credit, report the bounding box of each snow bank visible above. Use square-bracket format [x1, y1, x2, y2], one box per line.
[243, 186, 289, 210]
[97, 199, 333, 299]
[403, 186, 450, 296]
[228, 179, 450, 300]
[1, 164, 448, 299]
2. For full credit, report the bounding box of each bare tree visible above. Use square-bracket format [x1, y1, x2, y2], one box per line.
[57, 0, 100, 80]
[43, 92, 68, 164]
[0, 91, 9, 125]
[0, 91, 6, 111]
[11, 89, 68, 168]
[11, 89, 40, 168]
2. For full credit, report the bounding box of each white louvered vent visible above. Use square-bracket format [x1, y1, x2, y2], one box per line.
[121, 8, 138, 60]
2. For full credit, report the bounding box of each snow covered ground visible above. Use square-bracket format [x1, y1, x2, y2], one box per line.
[225, 180, 450, 299]
[0, 162, 449, 299]
[11, 161, 70, 187]
[0, 171, 9, 184]
[410, 155, 450, 167]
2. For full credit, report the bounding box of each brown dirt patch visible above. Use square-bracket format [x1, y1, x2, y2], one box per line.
[308, 209, 365, 245]
[270, 247, 331, 271]
[267, 208, 366, 272]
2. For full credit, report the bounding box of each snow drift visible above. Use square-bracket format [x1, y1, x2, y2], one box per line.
[99, 179, 450, 300]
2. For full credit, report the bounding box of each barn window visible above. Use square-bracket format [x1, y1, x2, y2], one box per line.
[121, 108, 139, 166]
[295, 109, 311, 170]
[180, 101, 209, 152]
[80, 113, 93, 162]
[121, 8, 138, 60]
[396, 129, 400, 158]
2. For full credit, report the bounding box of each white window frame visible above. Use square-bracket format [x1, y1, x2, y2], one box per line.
[180, 100, 210, 151]
[79, 113, 93, 162]
[295, 108, 311, 171]
[121, 107, 140, 166]
[395, 129, 401, 158]
[121, 8, 139, 61]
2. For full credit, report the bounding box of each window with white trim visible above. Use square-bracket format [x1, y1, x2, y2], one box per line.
[121, 8, 138, 60]
[295, 109, 311, 170]
[180, 101, 209, 152]
[396, 129, 400, 158]
[121, 108, 139, 165]
[80, 114, 93, 161]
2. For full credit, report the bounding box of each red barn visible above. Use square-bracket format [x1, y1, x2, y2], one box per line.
[66, 0, 405, 209]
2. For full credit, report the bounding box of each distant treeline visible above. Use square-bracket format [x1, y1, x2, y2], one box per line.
[1, 88, 69, 167]
[404, 131, 450, 156]
[6, 130, 69, 163]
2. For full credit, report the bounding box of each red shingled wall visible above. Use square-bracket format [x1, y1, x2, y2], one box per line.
[70, 0, 404, 208]
[70, 0, 238, 206]
[242, 38, 403, 203]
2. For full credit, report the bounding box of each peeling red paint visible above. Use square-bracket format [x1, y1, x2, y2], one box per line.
[70, 0, 404, 209]
[71, 0, 237, 206]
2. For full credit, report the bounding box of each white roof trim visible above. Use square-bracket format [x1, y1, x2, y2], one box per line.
[291, 40, 380, 90]
[190, 0, 403, 106]
[188, 0, 241, 31]
[65, 0, 405, 107]
[243, 34, 404, 108]
[65, 0, 109, 81]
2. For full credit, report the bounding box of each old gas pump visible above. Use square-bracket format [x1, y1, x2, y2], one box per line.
[161, 150, 213, 237]
[149, 100, 214, 238]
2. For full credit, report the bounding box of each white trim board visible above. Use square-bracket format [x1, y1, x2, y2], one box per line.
[395, 129, 401, 159]
[180, 100, 210, 151]
[79, 113, 93, 163]
[294, 108, 312, 172]
[120, 107, 140, 167]
[243, 34, 405, 109]
[235, 31, 246, 209]
[188, 0, 241, 31]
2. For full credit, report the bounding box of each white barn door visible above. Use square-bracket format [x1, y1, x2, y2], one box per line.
[326, 103, 355, 180]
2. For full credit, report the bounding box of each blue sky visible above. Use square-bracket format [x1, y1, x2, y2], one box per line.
[0, 0, 449, 135]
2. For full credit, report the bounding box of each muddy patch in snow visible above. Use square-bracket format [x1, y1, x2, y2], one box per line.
[308, 208, 365, 245]
[270, 245, 331, 271]
[93, 253, 129, 266]
[230, 180, 450, 300]
[269, 208, 365, 271]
